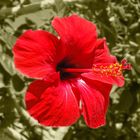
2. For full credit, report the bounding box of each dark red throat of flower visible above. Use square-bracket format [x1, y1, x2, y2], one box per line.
[61, 59, 131, 77]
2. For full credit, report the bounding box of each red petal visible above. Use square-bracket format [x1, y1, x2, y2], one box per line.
[25, 80, 80, 126]
[13, 30, 58, 79]
[82, 72, 124, 87]
[81, 39, 124, 87]
[93, 39, 117, 64]
[52, 14, 97, 68]
[83, 78, 112, 114]
[74, 79, 112, 128]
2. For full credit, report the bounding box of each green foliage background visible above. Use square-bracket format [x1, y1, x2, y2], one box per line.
[0, 0, 140, 140]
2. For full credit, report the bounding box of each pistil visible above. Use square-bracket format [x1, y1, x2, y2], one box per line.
[61, 68, 92, 73]
[61, 59, 131, 77]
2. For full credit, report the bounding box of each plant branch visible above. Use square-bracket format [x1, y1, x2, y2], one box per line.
[8, 87, 38, 127]
[4, 127, 26, 140]
[0, 1, 54, 20]
[0, 0, 80, 20]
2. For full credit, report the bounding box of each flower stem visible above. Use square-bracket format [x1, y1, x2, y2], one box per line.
[62, 68, 92, 73]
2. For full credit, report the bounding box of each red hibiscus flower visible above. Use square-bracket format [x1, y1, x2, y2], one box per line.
[13, 15, 131, 128]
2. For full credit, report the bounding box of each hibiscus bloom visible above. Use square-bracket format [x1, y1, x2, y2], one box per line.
[13, 14, 130, 128]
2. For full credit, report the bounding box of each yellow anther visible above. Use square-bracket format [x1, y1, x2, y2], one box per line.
[92, 62, 124, 77]
[110, 65, 113, 68]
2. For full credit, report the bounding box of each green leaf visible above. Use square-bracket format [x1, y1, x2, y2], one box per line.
[0, 53, 15, 75]
[0, 87, 7, 96]
[0, 0, 11, 6]
[116, 92, 133, 113]
[12, 74, 25, 91]
[0, 31, 16, 50]
[55, 0, 65, 16]
[0, 73, 5, 88]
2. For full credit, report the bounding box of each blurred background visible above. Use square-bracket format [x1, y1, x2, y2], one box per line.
[0, 0, 140, 140]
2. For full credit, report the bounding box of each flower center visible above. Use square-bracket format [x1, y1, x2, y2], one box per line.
[59, 59, 131, 78]
[57, 60, 77, 80]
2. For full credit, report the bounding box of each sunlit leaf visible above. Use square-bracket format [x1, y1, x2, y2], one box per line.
[0, 54, 15, 75]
